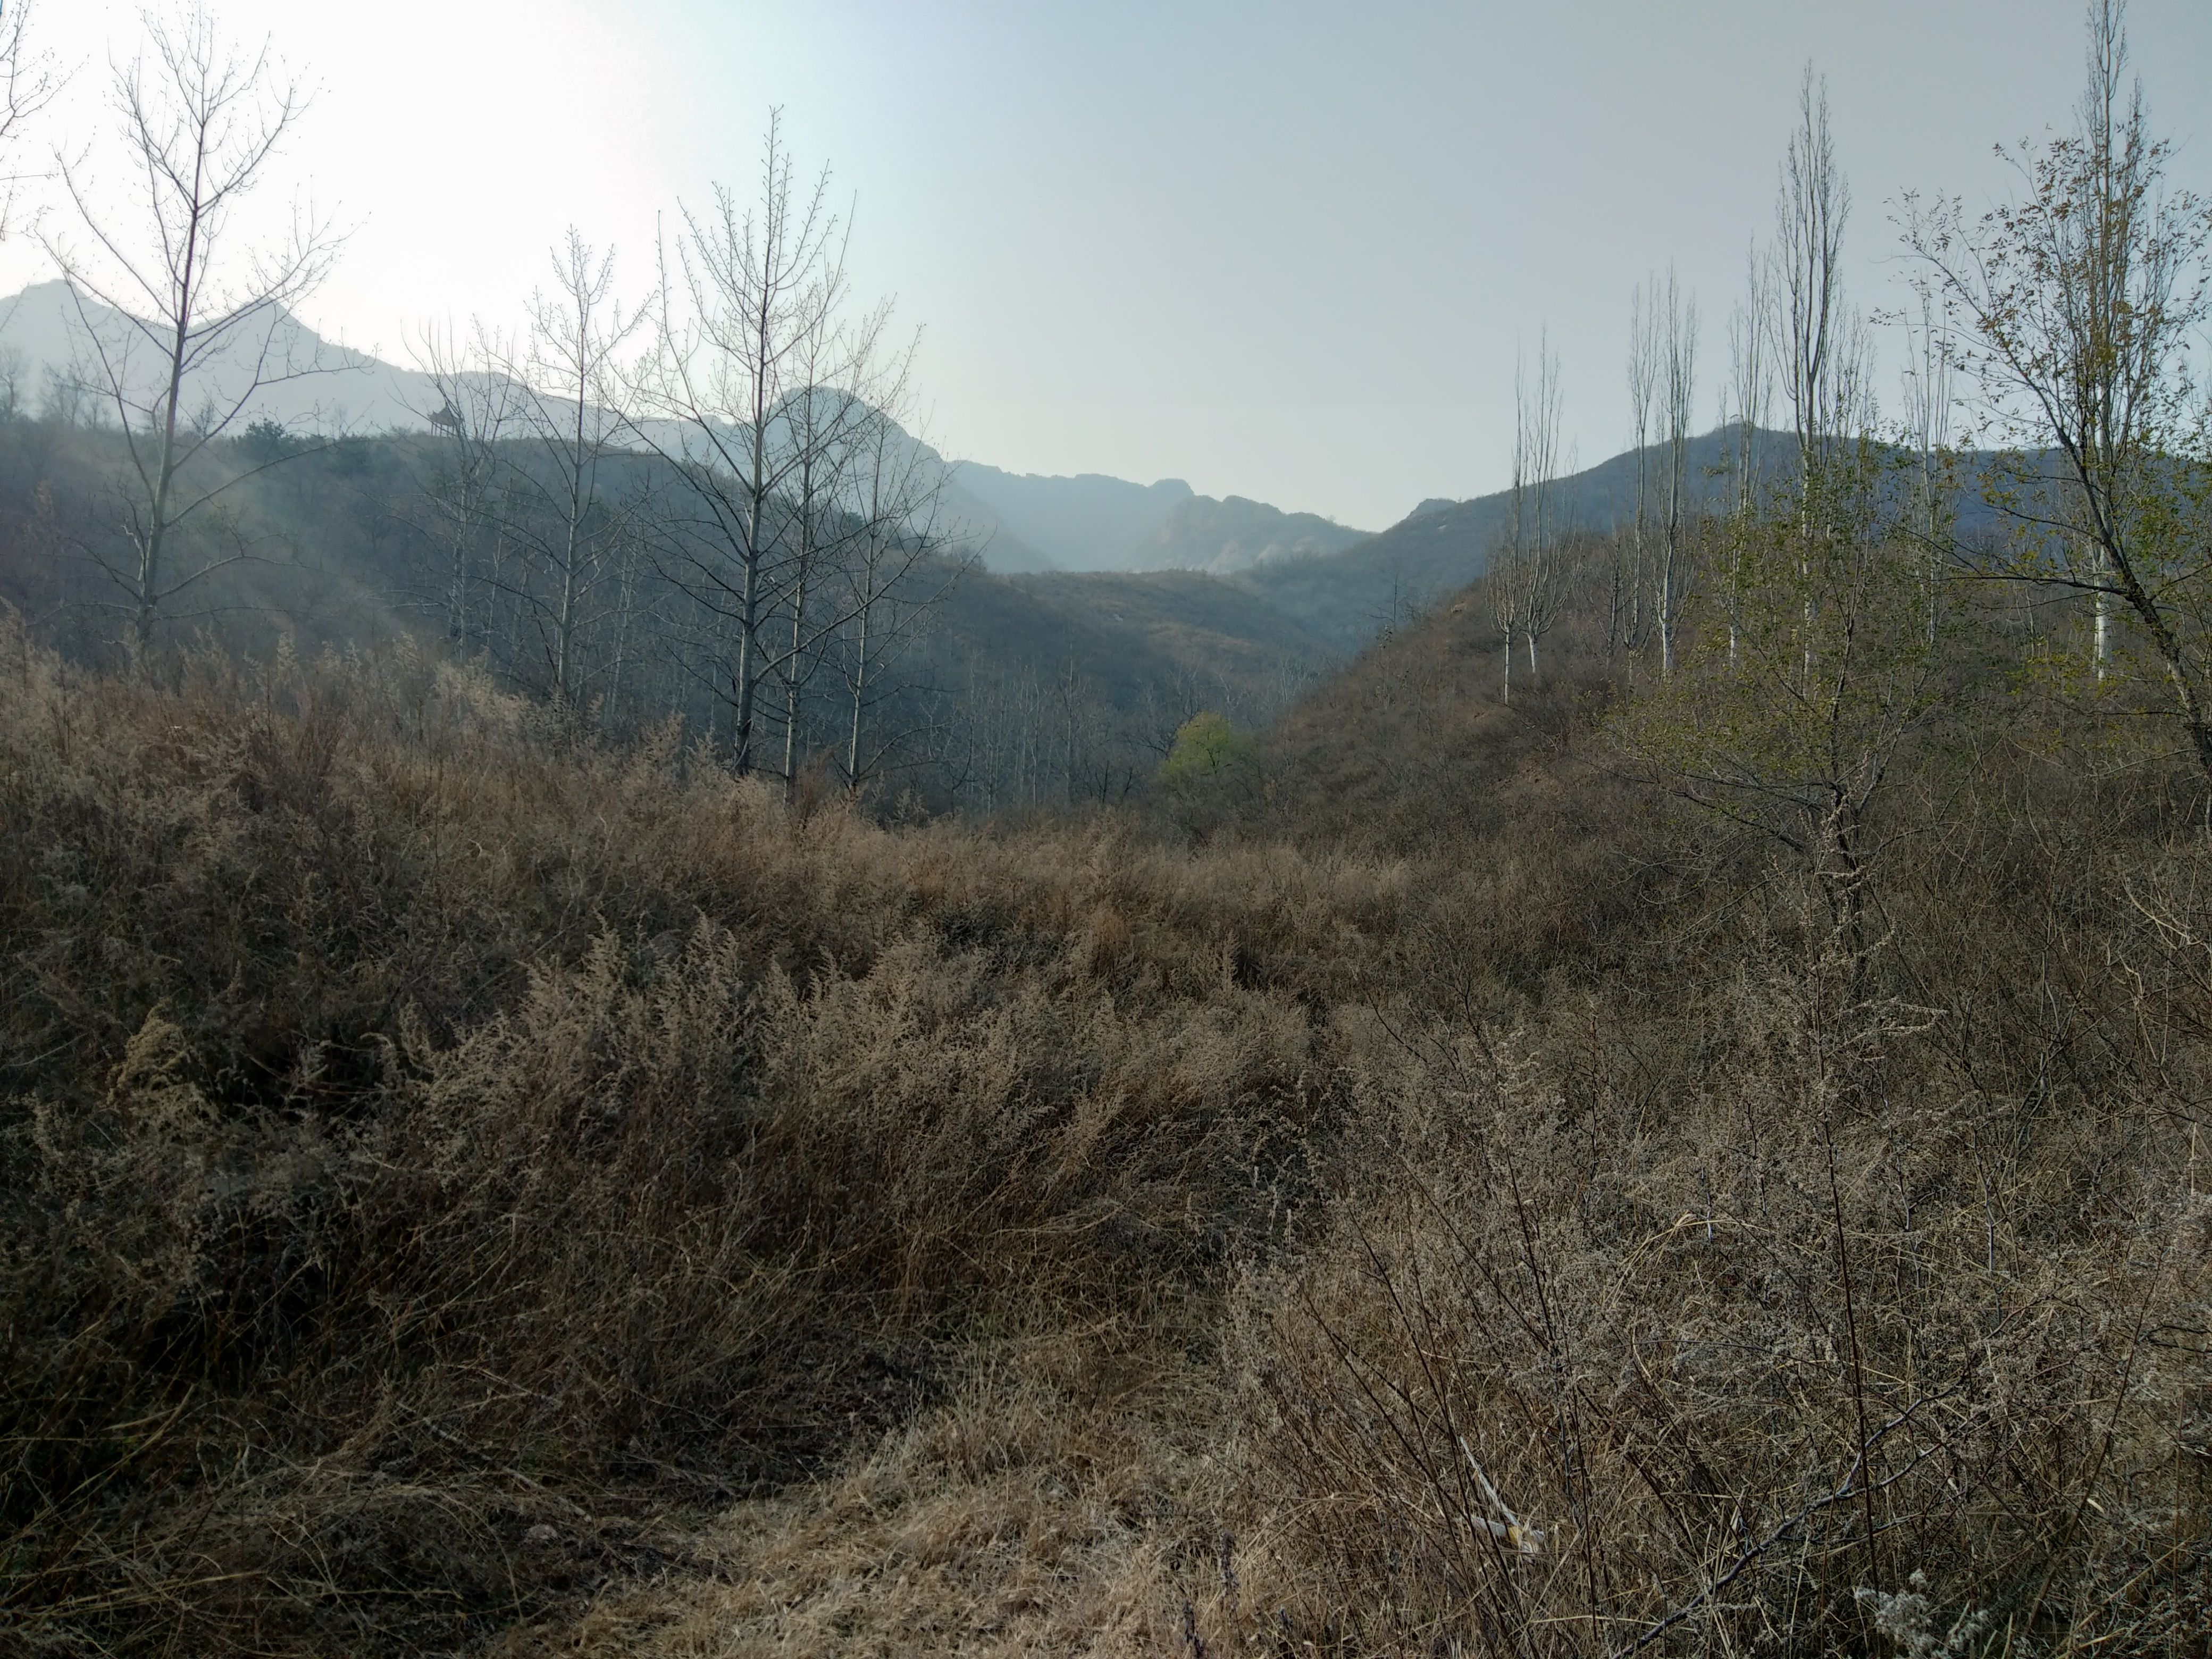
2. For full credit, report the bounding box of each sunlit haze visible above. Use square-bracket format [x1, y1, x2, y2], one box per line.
[9, 0, 2211, 526]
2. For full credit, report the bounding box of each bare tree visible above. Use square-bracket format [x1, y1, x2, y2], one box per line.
[1492, 335, 1571, 698]
[42, 3, 339, 660]
[1897, 298, 1953, 650]
[639, 110, 850, 773]
[831, 351, 967, 795]
[495, 231, 644, 710]
[1488, 497, 1526, 706]
[1722, 247, 1774, 664]
[1774, 66, 1853, 494]
[1658, 269, 1700, 679]
[1765, 68, 1875, 688]
[1620, 281, 1663, 658]
[0, 0, 58, 240]
[761, 303, 886, 788]
[410, 319, 526, 650]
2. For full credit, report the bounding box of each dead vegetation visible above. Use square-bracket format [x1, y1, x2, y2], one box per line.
[4, 587, 2211, 1654]
[0, 622, 1360, 1653]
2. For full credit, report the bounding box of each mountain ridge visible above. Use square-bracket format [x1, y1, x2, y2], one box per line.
[0, 281, 1825, 660]
[0, 280, 1370, 581]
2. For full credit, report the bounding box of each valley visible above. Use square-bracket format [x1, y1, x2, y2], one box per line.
[4, 3, 2211, 1656]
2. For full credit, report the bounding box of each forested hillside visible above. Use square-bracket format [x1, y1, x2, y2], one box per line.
[0, 282, 1368, 583]
[0, 416, 1336, 810]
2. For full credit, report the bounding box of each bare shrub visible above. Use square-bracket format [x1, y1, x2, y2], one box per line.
[0, 619, 1342, 1652]
[9, 547, 2212, 1656]
[1223, 823, 2212, 1657]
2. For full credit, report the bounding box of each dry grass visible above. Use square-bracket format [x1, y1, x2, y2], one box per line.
[1224, 974, 2211, 1654]
[0, 624, 1355, 1654]
[5, 606, 2210, 1655]
[1204, 730, 2212, 1654]
[491, 1334, 1220, 1658]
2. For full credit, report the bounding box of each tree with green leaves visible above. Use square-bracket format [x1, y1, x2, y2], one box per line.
[1619, 450, 1942, 950]
[1904, 0, 2212, 780]
[1619, 74, 1941, 972]
[1160, 710, 1257, 787]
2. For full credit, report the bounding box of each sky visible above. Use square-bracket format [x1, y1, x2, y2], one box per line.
[6, 0, 2211, 529]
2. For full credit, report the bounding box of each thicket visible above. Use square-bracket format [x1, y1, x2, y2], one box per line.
[1176, 39, 2212, 1645]
[10, 467, 2212, 1655]
[1185, 407, 2212, 1652]
[1219, 663, 2212, 1655]
[0, 622, 1382, 1653]
[0, 412, 1318, 823]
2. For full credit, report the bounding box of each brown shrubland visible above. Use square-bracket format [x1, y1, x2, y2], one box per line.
[1210, 581, 2212, 1654]
[0, 623, 1354, 1653]
[3, 583, 2209, 1654]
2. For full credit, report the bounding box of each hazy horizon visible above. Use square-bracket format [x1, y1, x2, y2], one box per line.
[6, 0, 2210, 527]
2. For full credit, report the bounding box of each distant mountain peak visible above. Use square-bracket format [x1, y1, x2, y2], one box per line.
[0, 279, 1361, 583]
[0, 279, 443, 434]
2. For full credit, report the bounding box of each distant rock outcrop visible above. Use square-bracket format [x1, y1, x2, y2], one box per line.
[944, 465, 1368, 577]
[1135, 493, 1367, 575]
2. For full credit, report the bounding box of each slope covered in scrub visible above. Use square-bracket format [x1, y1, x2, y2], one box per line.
[5, 585, 2210, 1654]
[0, 628, 1367, 1652]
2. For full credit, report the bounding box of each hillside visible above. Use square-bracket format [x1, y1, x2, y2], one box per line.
[0, 416, 1335, 810]
[0, 282, 1810, 661]
[1254, 582, 1620, 856]
[9, 527, 2208, 1651]
[1239, 428, 1765, 649]
[945, 465, 1194, 572]
[1, 279, 445, 432]
[1002, 568, 1331, 700]
[7, 291, 2208, 1651]
[1134, 491, 1364, 573]
[15, 5, 2212, 1652]
[943, 463, 1371, 576]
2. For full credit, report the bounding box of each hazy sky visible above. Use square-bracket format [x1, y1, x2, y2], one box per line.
[8, 0, 2211, 527]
